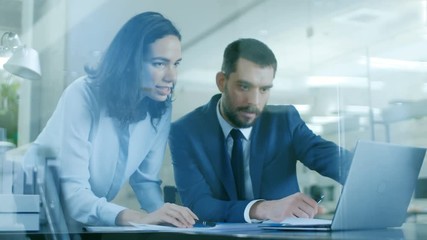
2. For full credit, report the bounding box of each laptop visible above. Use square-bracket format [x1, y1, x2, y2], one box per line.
[260, 140, 426, 231]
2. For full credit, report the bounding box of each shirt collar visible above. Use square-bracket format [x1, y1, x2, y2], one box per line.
[216, 99, 252, 140]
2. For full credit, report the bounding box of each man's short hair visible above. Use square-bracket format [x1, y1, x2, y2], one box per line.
[221, 38, 277, 78]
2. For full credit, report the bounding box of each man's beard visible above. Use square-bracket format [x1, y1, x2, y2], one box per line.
[222, 100, 261, 128]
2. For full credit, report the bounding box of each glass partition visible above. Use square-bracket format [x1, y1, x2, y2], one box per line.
[0, 0, 426, 235]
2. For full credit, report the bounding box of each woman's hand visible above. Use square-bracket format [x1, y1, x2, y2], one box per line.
[115, 203, 198, 228]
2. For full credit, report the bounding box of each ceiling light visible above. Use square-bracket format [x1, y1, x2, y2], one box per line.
[307, 76, 384, 90]
[367, 57, 427, 71]
[307, 76, 368, 88]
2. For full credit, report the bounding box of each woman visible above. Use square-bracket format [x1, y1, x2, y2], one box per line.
[25, 12, 197, 227]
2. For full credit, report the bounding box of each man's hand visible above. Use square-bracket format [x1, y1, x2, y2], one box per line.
[115, 203, 198, 228]
[249, 192, 319, 222]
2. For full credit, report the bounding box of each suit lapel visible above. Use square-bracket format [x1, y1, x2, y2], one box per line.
[202, 95, 237, 200]
[205, 128, 238, 200]
[249, 116, 267, 199]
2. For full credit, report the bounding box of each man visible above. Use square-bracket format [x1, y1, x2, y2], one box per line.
[169, 38, 352, 223]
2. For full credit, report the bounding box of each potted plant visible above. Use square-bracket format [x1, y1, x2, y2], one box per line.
[0, 73, 19, 145]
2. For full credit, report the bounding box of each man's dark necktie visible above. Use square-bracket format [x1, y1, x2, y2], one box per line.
[230, 129, 245, 200]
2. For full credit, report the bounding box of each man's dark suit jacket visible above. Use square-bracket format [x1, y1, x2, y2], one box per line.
[169, 94, 352, 222]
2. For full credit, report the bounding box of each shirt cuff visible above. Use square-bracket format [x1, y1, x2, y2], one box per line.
[244, 199, 264, 223]
[101, 202, 127, 226]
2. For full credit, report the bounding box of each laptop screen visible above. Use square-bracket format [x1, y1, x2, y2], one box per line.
[331, 140, 425, 230]
[260, 140, 426, 231]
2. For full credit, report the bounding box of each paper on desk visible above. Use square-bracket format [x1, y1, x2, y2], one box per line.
[85, 222, 263, 233]
[130, 223, 187, 232]
[194, 223, 261, 232]
[84, 224, 188, 233]
[84, 225, 145, 232]
[130, 222, 262, 232]
[263, 217, 332, 226]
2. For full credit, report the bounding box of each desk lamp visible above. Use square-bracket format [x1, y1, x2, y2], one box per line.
[0, 32, 41, 80]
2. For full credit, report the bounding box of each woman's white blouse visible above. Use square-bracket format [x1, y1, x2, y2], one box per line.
[26, 76, 169, 225]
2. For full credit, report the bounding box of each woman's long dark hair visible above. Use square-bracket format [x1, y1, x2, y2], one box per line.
[86, 12, 181, 126]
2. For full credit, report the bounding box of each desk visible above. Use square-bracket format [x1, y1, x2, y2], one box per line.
[1, 222, 424, 240]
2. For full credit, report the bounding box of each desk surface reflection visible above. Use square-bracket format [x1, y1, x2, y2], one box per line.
[1, 222, 421, 240]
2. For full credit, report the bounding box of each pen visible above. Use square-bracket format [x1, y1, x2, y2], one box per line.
[316, 195, 325, 204]
[194, 220, 216, 228]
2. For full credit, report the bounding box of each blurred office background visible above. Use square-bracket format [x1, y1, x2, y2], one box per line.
[1, 0, 427, 219]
